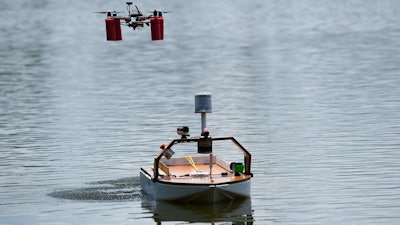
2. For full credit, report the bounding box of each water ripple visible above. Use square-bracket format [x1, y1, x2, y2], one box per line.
[48, 177, 142, 201]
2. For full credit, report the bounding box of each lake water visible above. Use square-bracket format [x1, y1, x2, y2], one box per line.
[1, 0, 400, 224]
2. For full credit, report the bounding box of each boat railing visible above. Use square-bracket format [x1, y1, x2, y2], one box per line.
[153, 136, 252, 181]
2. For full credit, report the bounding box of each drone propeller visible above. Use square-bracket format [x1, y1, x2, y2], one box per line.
[93, 11, 124, 14]
[148, 10, 171, 17]
[147, 10, 171, 13]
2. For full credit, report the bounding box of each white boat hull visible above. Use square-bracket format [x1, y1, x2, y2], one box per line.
[140, 171, 251, 202]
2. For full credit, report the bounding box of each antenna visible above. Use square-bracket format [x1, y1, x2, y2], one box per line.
[126, 2, 132, 14]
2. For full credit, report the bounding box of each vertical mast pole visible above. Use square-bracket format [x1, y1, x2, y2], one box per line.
[201, 112, 206, 132]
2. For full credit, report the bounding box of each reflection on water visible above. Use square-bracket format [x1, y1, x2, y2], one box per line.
[142, 196, 253, 224]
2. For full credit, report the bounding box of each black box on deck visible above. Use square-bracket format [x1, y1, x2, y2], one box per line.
[198, 138, 212, 154]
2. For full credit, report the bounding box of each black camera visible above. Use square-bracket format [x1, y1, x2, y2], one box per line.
[177, 126, 190, 138]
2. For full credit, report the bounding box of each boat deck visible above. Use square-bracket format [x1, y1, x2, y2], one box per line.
[141, 156, 251, 185]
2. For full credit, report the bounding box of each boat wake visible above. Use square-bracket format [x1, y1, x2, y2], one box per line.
[48, 177, 142, 201]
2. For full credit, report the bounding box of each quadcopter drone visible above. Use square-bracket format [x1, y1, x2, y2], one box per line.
[95, 2, 168, 41]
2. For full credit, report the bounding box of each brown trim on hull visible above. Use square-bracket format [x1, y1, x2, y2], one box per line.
[156, 175, 252, 186]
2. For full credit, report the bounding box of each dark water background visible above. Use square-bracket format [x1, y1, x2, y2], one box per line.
[1, 0, 400, 224]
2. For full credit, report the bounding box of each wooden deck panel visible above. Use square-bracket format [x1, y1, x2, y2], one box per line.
[167, 163, 227, 177]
